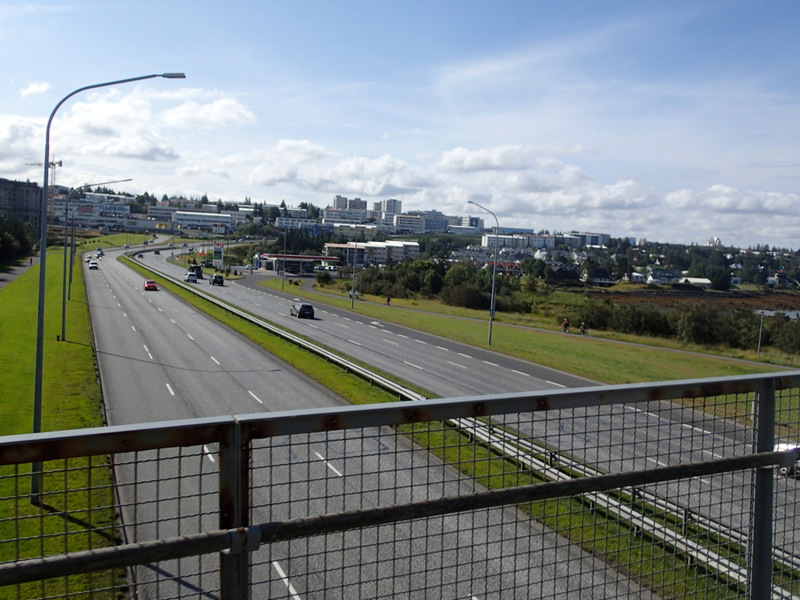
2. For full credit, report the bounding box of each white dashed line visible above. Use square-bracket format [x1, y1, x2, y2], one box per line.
[415, 339, 427, 345]
[403, 361, 424, 370]
[166, 383, 175, 396]
[211, 356, 220, 365]
[187, 334, 194, 340]
[397, 334, 409, 339]
[436, 346, 449, 351]
[546, 380, 565, 388]
[483, 360, 498, 367]
[315, 452, 343, 477]
[249, 391, 263, 404]
[347, 340, 362, 346]
[447, 361, 468, 369]
[131, 325, 136, 332]
[383, 339, 399, 345]
[272, 562, 301, 600]
[458, 352, 471, 358]
[511, 369, 530, 377]
[203, 445, 216, 463]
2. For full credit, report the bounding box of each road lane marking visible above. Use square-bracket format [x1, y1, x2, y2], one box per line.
[383, 339, 399, 345]
[315, 452, 343, 477]
[348, 339, 362, 346]
[187, 334, 194, 340]
[482, 360, 498, 367]
[203, 445, 216, 463]
[415, 339, 427, 344]
[338, 323, 350, 329]
[546, 380, 565, 388]
[307, 324, 318, 329]
[458, 352, 471, 358]
[131, 325, 136, 332]
[248, 391, 263, 404]
[211, 356, 220, 365]
[447, 361, 467, 369]
[272, 561, 302, 600]
[511, 369, 530, 377]
[397, 334, 409, 339]
[166, 383, 175, 396]
[437, 346, 449, 351]
[403, 361, 424, 370]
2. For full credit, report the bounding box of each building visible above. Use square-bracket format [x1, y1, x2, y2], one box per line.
[392, 214, 426, 234]
[323, 240, 419, 266]
[372, 198, 402, 214]
[0, 178, 42, 228]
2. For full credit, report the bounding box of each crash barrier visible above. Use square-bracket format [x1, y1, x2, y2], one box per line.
[2, 372, 800, 599]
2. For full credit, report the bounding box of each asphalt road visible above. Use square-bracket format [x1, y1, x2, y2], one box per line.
[85, 249, 658, 598]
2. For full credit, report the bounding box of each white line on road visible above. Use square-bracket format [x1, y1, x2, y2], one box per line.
[315, 452, 343, 477]
[482, 360, 498, 367]
[338, 323, 350, 329]
[166, 383, 175, 396]
[403, 361, 424, 370]
[436, 346, 449, 351]
[348, 339, 362, 346]
[447, 361, 468, 369]
[187, 334, 194, 340]
[123, 312, 127, 318]
[546, 380, 565, 388]
[511, 369, 530, 377]
[211, 356, 220, 365]
[383, 339, 399, 345]
[170, 318, 176, 324]
[248, 391, 263, 404]
[647, 457, 668, 467]
[458, 352, 471, 358]
[397, 334, 409, 339]
[203, 445, 216, 463]
[273, 561, 302, 600]
[131, 325, 136, 332]
[415, 339, 427, 344]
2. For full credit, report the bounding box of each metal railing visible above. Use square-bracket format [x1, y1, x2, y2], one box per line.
[2, 372, 800, 599]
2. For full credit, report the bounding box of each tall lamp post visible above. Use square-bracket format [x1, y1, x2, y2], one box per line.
[468, 200, 499, 345]
[33, 73, 185, 505]
[280, 229, 288, 290]
[60, 178, 132, 341]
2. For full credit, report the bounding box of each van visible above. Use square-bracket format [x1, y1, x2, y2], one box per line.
[184, 272, 198, 283]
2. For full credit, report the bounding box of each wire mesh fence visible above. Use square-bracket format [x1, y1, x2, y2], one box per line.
[1, 373, 800, 599]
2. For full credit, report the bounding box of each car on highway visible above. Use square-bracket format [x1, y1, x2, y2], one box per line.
[290, 302, 314, 319]
[210, 274, 224, 286]
[184, 272, 198, 283]
[88, 260, 99, 270]
[143, 280, 158, 291]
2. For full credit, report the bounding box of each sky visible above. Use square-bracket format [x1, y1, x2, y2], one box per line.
[2, 1, 800, 249]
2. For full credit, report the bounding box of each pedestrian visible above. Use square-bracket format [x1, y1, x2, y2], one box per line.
[29, 257, 33, 266]
[386, 296, 391, 306]
[562, 318, 570, 333]
[579, 322, 587, 336]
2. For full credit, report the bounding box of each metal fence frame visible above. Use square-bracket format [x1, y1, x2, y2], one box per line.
[2, 371, 800, 599]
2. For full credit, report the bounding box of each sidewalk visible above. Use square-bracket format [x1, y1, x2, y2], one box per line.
[0, 257, 36, 291]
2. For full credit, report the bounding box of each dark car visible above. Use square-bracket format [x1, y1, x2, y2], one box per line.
[290, 302, 314, 319]
[210, 274, 224, 286]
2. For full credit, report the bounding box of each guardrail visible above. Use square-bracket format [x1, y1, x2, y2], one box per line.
[2, 372, 800, 599]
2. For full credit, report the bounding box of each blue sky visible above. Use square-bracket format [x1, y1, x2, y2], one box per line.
[3, 1, 800, 249]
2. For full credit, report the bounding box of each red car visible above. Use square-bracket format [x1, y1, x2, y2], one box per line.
[143, 280, 158, 291]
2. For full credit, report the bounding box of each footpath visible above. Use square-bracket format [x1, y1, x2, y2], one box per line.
[0, 256, 36, 291]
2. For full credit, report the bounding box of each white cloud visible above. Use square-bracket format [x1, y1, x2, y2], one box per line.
[163, 97, 256, 129]
[20, 82, 49, 97]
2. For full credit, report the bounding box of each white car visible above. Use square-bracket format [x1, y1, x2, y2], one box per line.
[775, 443, 800, 477]
[184, 272, 198, 283]
[88, 260, 99, 270]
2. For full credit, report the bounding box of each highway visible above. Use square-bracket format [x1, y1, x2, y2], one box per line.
[84, 247, 655, 598]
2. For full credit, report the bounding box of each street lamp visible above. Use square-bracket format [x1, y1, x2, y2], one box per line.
[60, 178, 132, 341]
[280, 229, 287, 290]
[467, 200, 499, 345]
[33, 72, 185, 505]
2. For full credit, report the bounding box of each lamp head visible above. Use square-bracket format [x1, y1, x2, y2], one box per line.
[161, 73, 186, 79]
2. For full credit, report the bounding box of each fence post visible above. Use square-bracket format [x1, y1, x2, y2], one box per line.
[219, 418, 249, 599]
[750, 381, 775, 600]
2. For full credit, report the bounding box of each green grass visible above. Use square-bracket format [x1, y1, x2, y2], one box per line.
[267, 278, 778, 384]
[0, 251, 120, 599]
